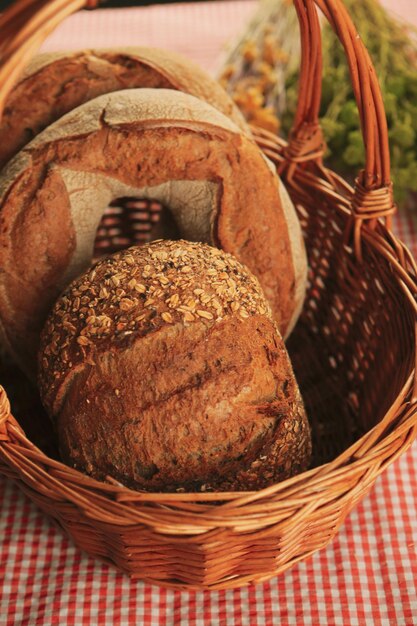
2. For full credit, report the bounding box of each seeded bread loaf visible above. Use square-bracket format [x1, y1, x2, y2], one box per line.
[38, 240, 311, 492]
[0, 88, 307, 373]
[0, 46, 248, 169]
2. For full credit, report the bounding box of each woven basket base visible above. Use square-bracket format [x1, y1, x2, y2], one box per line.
[1, 141, 415, 590]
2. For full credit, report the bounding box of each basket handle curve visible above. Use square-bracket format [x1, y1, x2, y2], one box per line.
[0, 0, 396, 243]
[285, 0, 395, 239]
[0, 0, 391, 195]
[0, 384, 28, 436]
[0, 385, 11, 424]
[0, 0, 99, 119]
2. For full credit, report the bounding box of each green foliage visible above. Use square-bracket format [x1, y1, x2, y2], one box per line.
[343, 131, 365, 167]
[283, 0, 417, 206]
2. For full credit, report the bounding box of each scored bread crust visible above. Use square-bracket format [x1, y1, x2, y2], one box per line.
[0, 46, 248, 169]
[0, 88, 307, 372]
[38, 240, 311, 492]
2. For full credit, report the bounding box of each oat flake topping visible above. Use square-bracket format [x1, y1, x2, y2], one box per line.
[40, 240, 272, 378]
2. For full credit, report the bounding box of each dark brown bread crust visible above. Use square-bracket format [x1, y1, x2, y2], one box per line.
[0, 47, 248, 169]
[0, 89, 305, 372]
[38, 241, 311, 492]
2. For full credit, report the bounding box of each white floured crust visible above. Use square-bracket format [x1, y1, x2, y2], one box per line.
[0, 89, 240, 206]
[18, 47, 247, 130]
[19, 50, 75, 81]
[0, 88, 306, 373]
[0, 46, 248, 170]
[55, 167, 217, 287]
[27, 88, 242, 148]
[277, 178, 308, 337]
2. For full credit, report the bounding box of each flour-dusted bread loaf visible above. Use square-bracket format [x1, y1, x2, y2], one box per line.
[38, 241, 311, 492]
[0, 88, 307, 373]
[0, 46, 248, 169]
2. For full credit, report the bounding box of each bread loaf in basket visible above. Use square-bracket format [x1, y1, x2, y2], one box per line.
[0, 0, 416, 591]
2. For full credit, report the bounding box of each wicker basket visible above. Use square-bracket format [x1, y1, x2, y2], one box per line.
[1, 0, 417, 591]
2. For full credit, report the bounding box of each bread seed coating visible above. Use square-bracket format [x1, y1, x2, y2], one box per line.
[39, 240, 311, 492]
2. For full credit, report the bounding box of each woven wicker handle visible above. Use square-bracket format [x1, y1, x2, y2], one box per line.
[0, 0, 98, 116]
[287, 0, 395, 233]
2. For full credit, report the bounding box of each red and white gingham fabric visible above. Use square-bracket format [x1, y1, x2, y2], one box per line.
[1, 2, 417, 624]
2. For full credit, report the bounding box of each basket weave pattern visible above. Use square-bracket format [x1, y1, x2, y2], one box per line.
[0, 0, 417, 590]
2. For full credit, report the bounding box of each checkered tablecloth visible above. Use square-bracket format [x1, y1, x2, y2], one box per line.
[1, 2, 417, 624]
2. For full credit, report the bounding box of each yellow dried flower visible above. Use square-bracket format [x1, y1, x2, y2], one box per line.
[250, 108, 280, 133]
[241, 39, 259, 63]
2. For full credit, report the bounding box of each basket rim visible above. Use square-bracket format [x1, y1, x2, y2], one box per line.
[1, 371, 416, 530]
[1, 131, 417, 531]
[0, 0, 416, 540]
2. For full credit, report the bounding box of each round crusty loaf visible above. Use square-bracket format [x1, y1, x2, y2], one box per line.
[38, 240, 311, 492]
[0, 46, 248, 169]
[0, 88, 307, 373]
